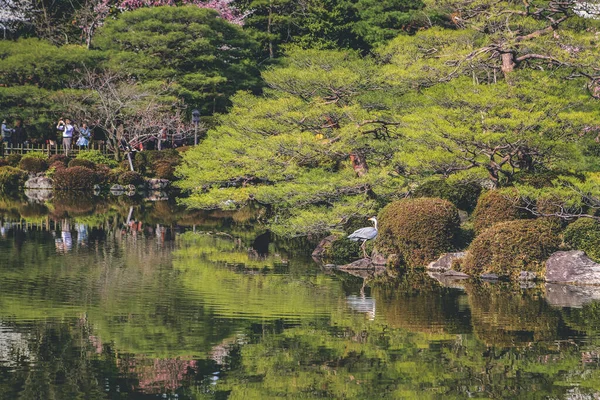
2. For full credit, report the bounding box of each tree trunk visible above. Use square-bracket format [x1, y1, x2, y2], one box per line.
[501, 52, 516, 75]
[350, 153, 368, 177]
[267, 1, 274, 59]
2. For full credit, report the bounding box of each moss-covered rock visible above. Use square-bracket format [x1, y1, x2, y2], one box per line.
[472, 189, 528, 233]
[459, 219, 561, 279]
[377, 197, 460, 269]
[564, 218, 600, 262]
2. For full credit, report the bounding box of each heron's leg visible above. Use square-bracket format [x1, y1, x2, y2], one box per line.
[361, 240, 368, 259]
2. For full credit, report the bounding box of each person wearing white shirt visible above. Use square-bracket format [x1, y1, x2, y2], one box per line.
[57, 118, 74, 156]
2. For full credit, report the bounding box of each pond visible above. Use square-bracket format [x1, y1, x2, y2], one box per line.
[0, 194, 600, 399]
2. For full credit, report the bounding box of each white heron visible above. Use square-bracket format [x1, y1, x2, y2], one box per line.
[347, 217, 378, 258]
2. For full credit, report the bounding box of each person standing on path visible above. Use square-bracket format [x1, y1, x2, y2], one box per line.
[57, 118, 74, 156]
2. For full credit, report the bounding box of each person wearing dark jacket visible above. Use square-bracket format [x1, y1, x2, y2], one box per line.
[11, 120, 26, 147]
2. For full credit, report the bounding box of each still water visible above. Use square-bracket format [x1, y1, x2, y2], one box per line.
[0, 194, 600, 399]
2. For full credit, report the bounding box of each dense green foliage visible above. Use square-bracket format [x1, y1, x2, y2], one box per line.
[377, 198, 460, 268]
[412, 178, 481, 212]
[459, 219, 561, 279]
[564, 218, 600, 262]
[0, 166, 28, 192]
[93, 6, 262, 115]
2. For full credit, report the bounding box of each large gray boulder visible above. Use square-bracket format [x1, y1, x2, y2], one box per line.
[426, 252, 466, 272]
[24, 176, 53, 190]
[546, 250, 600, 285]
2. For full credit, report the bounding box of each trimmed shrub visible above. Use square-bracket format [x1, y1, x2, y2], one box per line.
[459, 219, 561, 279]
[0, 158, 7, 167]
[68, 158, 96, 169]
[19, 156, 48, 173]
[564, 218, 600, 262]
[118, 171, 144, 186]
[472, 189, 528, 233]
[76, 150, 117, 168]
[377, 197, 460, 269]
[6, 154, 21, 167]
[94, 164, 113, 186]
[413, 179, 482, 212]
[0, 166, 28, 192]
[53, 166, 98, 190]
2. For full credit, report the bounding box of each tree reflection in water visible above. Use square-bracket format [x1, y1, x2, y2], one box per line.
[0, 195, 599, 398]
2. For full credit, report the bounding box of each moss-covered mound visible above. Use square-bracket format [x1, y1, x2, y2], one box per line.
[377, 197, 460, 269]
[472, 189, 527, 233]
[564, 218, 600, 262]
[460, 219, 560, 279]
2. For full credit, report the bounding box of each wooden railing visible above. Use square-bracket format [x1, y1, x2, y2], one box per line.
[1, 142, 109, 157]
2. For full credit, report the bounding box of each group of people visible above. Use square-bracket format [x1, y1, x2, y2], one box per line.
[1, 119, 27, 146]
[56, 118, 91, 155]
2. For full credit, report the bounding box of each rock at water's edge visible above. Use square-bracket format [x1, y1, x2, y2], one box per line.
[311, 235, 337, 258]
[147, 178, 170, 190]
[24, 176, 53, 190]
[546, 250, 600, 285]
[426, 252, 466, 272]
[545, 283, 600, 308]
[338, 258, 375, 270]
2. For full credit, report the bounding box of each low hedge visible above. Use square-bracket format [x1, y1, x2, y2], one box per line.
[459, 219, 561, 279]
[377, 197, 460, 269]
[53, 166, 98, 190]
[0, 166, 28, 193]
[564, 218, 600, 262]
[472, 189, 528, 233]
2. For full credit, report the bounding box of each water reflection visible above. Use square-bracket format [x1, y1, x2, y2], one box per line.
[3, 195, 600, 398]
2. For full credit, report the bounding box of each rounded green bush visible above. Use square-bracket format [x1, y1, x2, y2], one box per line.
[564, 218, 600, 262]
[19, 156, 48, 173]
[118, 171, 144, 186]
[459, 219, 560, 279]
[53, 166, 98, 190]
[377, 197, 460, 269]
[472, 189, 528, 233]
[76, 150, 117, 168]
[0, 166, 28, 193]
[6, 154, 21, 167]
